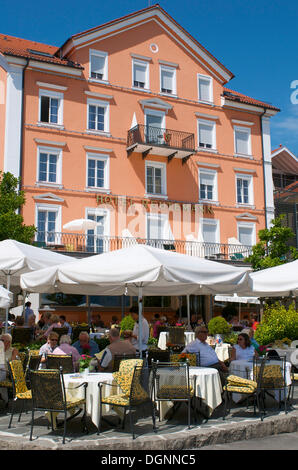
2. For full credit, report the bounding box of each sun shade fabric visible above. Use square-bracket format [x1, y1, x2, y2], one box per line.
[20, 244, 251, 296]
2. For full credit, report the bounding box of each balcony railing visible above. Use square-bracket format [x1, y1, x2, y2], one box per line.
[127, 125, 195, 162]
[35, 232, 253, 261]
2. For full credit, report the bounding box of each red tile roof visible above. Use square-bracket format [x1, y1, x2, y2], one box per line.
[0, 34, 82, 69]
[223, 87, 280, 111]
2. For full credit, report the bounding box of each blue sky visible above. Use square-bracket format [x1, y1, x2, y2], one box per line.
[1, 0, 298, 155]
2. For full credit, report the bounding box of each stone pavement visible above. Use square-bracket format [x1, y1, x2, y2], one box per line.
[0, 386, 297, 450]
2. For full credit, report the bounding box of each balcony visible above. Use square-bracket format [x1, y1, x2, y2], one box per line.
[34, 232, 253, 262]
[127, 125, 195, 163]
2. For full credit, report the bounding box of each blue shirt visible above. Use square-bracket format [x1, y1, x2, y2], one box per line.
[72, 340, 99, 357]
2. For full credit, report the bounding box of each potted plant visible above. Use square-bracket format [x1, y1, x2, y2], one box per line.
[163, 132, 171, 144]
[207, 316, 231, 343]
[79, 354, 92, 374]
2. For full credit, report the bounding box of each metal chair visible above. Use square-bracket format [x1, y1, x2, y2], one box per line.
[98, 362, 155, 439]
[11, 327, 32, 345]
[155, 325, 169, 340]
[151, 360, 196, 429]
[112, 353, 137, 372]
[51, 327, 69, 340]
[147, 349, 170, 367]
[72, 326, 89, 342]
[7, 359, 32, 428]
[29, 367, 88, 444]
[46, 354, 74, 374]
[168, 327, 185, 352]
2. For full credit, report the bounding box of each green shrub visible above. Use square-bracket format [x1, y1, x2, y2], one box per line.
[148, 337, 158, 347]
[120, 315, 135, 332]
[208, 316, 231, 335]
[254, 302, 298, 345]
[224, 332, 238, 345]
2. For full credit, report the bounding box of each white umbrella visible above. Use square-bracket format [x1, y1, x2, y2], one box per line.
[20, 245, 251, 354]
[63, 219, 98, 231]
[214, 293, 260, 304]
[244, 260, 298, 297]
[0, 239, 73, 331]
[0, 285, 13, 309]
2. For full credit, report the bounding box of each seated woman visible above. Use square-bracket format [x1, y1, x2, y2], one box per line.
[230, 333, 257, 362]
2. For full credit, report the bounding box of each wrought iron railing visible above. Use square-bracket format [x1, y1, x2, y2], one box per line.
[34, 232, 253, 261]
[127, 125, 195, 152]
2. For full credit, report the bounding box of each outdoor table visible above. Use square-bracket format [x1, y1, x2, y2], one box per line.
[267, 348, 298, 365]
[153, 366, 222, 419]
[215, 343, 231, 362]
[157, 331, 195, 350]
[229, 359, 292, 403]
[63, 372, 120, 427]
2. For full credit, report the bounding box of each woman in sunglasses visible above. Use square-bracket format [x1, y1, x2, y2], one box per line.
[230, 333, 257, 362]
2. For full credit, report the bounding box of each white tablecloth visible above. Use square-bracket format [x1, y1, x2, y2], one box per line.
[229, 359, 292, 403]
[64, 372, 118, 426]
[215, 343, 231, 362]
[153, 366, 222, 419]
[158, 332, 195, 350]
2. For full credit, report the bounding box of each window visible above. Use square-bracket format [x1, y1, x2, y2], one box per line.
[237, 223, 255, 246]
[197, 119, 216, 150]
[87, 99, 109, 133]
[236, 174, 253, 205]
[89, 50, 108, 81]
[145, 161, 166, 196]
[146, 213, 173, 243]
[198, 74, 213, 103]
[160, 66, 176, 95]
[199, 169, 217, 202]
[86, 209, 109, 254]
[39, 89, 63, 125]
[234, 126, 251, 156]
[200, 218, 220, 257]
[37, 147, 61, 184]
[132, 59, 149, 89]
[36, 204, 61, 244]
[145, 110, 165, 145]
[86, 154, 109, 190]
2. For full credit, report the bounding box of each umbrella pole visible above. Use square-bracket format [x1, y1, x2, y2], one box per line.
[5, 274, 11, 334]
[138, 287, 143, 358]
[186, 294, 190, 329]
[87, 295, 91, 326]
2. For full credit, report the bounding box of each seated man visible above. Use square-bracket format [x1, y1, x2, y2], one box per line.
[98, 328, 136, 372]
[72, 331, 99, 357]
[182, 325, 228, 385]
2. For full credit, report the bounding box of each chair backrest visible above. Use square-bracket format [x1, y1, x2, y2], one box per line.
[27, 350, 42, 371]
[151, 361, 191, 400]
[156, 325, 169, 340]
[168, 327, 185, 345]
[112, 353, 137, 372]
[129, 365, 150, 405]
[12, 327, 32, 345]
[46, 354, 74, 374]
[112, 359, 144, 396]
[29, 368, 66, 411]
[8, 360, 28, 396]
[253, 356, 286, 390]
[52, 327, 69, 340]
[147, 349, 170, 367]
[170, 353, 196, 367]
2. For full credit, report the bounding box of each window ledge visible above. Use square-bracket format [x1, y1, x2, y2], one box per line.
[131, 87, 151, 93]
[37, 122, 64, 130]
[236, 204, 255, 209]
[145, 193, 168, 200]
[198, 100, 214, 106]
[85, 187, 111, 194]
[85, 130, 111, 137]
[35, 182, 63, 189]
[159, 92, 178, 99]
[198, 200, 219, 206]
[234, 153, 253, 159]
[88, 78, 110, 85]
[197, 147, 218, 154]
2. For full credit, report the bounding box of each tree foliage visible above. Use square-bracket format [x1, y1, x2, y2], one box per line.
[0, 171, 36, 243]
[254, 302, 298, 345]
[245, 215, 298, 271]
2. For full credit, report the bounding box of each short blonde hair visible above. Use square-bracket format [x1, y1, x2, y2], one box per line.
[48, 331, 59, 340]
[0, 333, 12, 343]
[79, 331, 89, 340]
[50, 314, 60, 324]
[60, 335, 71, 345]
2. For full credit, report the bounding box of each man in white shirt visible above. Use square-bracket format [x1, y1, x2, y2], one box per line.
[183, 325, 228, 385]
[130, 306, 149, 358]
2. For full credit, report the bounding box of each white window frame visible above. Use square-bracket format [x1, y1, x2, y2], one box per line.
[144, 108, 166, 129]
[132, 58, 150, 91]
[36, 146, 62, 186]
[86, 153, 110, 191]
[85, 207, 110, 253]
[235, 173, 254, 207]
[197, 73, 213, 104]
[38, 89, 63, 126]
[237, 222, 256, 246]
[199, 217, 220, 244]
[234, 125, 252, 157]
[145, 161, 167, 198]
[160, 65, 176, 96]
[197, 118, 216, 151]
[87, 98, 110, 134]
[35, 203, 61, 243]
[89, 49, 108, 83]
[146, 212, 170, 241]
[198, 168, 218, 203]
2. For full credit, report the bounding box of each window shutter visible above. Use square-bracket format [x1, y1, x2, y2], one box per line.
[161, 70, 173, 91]
[91, 55, 105, 75]
[202, 223, 217, 243]
[199, 123, 213, 146]
[239, 226, 252, 245]
[134, 64, 146, 83]
[199, 78, 211, 101]
[235, 130, 249, 154]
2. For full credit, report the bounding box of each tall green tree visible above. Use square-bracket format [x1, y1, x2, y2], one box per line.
[0, 171, 36, 243]
[246, 215, 298, 270]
